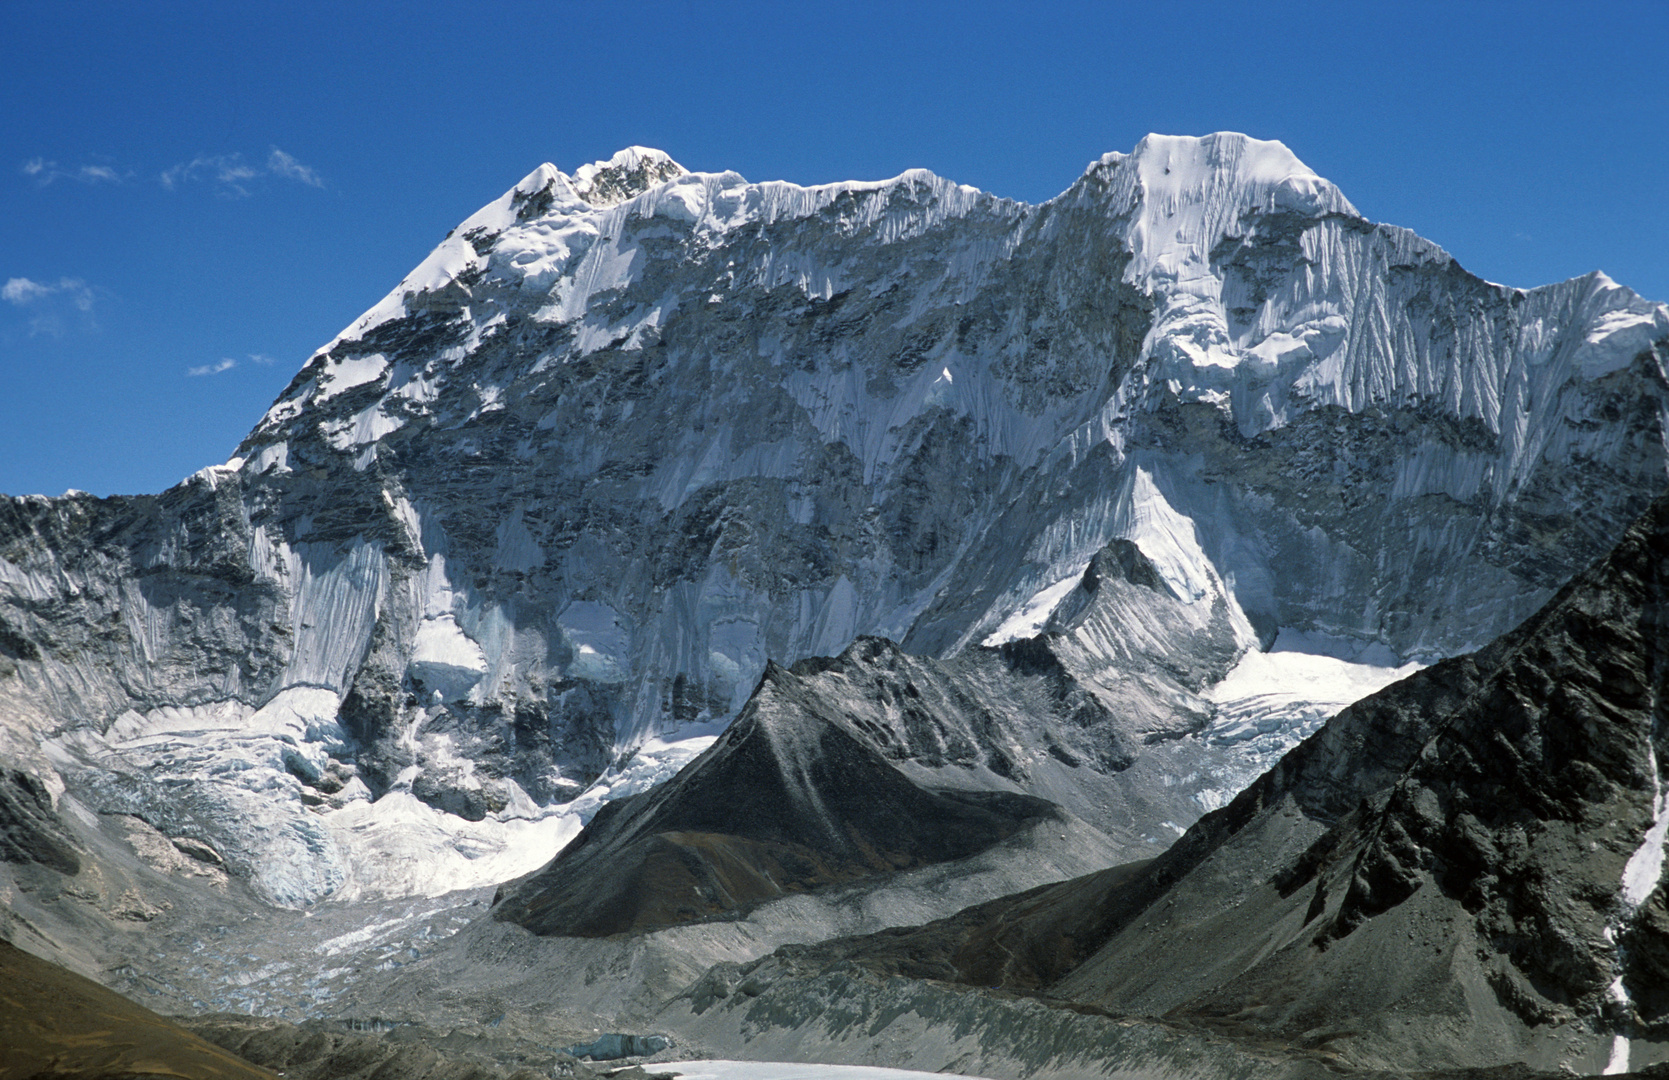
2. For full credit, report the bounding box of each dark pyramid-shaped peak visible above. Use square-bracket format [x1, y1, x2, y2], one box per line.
[491, 661, 1057, 938]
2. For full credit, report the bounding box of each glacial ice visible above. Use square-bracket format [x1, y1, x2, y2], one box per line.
[68, 679, 739, 907]
[319, 791, 583, 903]
[408, 615, 488, 701]
[1204, 632, 1423, 760]
[1620, 744, 1669, 909]
[281, 540, 389, 694]
[981, 570, 1086, 647]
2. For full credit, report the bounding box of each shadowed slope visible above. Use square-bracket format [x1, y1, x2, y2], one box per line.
[1054, 491, 1669, 1036]
[491, 661, 1059, 937]
[801, 641, 1498, 992]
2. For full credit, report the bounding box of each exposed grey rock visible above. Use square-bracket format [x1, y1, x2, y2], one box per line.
[0, 768, 79, 876]
[490, 593, 1280, 941]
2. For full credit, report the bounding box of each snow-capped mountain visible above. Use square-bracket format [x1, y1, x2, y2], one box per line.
[1, 134, 1665, 908]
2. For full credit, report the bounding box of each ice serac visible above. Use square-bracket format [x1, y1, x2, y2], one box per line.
[1, 134, 1667, 905]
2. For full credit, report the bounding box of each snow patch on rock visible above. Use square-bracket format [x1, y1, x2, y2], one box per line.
[408, 615, 488, 701]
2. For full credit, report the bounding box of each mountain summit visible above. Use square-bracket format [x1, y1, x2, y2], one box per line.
[572, 146, 688, 207]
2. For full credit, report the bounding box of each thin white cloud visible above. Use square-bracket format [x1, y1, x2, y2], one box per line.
[161, 155, 247, 194]
[248, 353, 277, 365]
[157, 160, 189, 189]
[266, 148, 323, 188]
[23, 149, 321, 196]
[2, 277, 53, 304]
[22, 158, 125, 185]
[2, 276, 96, 336]
[160, 147, 324, 196]
[187, 358, 238, 377]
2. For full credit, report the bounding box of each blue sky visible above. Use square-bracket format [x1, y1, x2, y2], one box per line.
[3, 0, 1666, 497]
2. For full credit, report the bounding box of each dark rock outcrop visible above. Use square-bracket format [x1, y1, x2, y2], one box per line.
[0, 767, 80, 875]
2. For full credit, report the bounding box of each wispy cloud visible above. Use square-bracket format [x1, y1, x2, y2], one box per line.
[265, 148, 322, 188]
[23, 148, 323, 197]
[160, 146, 324, 196]
[187, 358, 239, 377]
[2, 276, 96, 336]
[2, 278, 52, 304]
[23, 158, 125, 186]
[161, 155, 250, 194]
[186, 352, 273, 377]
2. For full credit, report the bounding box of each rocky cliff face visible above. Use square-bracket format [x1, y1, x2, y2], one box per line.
[1, 135, 1665, 907]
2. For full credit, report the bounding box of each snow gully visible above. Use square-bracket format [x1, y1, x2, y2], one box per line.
[1603, 739, 1669, 1074]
